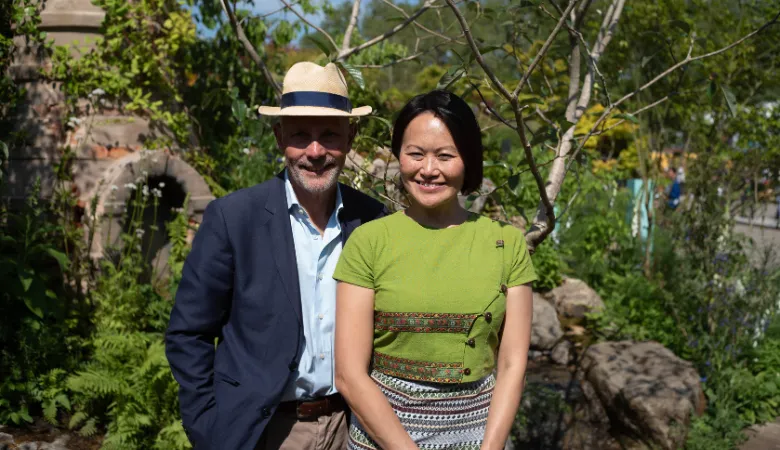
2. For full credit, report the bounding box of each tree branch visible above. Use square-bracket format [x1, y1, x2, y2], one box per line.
[279, 0, 339, 51]
[260, 0, 301, 18]
[337, 0, 436, 61]
[220, 0, 282, 100]
[568, 9, 780, 167]
[342, 0, 362, 51]
[513, 0, 580, 97]
[379, 0, 464, 45]
[443, 0, 513, 101]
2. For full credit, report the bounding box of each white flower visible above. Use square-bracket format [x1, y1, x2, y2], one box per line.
[142, 185, 150, 197]
[135, 228, 145, 237]
[111, 185, 118, 191]
[242, 148, 250, 155]
[151, 188, 162, 198]
[90, 88, 106, 97]
[158, 182, 165, 188]
[125, 183, 137, 190]
[142, 170, 149, 177]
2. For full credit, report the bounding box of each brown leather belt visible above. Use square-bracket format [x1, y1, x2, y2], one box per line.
[277, 393, 346, 420]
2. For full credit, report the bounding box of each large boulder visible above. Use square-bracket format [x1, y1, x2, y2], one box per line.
[577, 341, 706, 450]
[531, 293, 563, 350]
[546, 277, 605, 319]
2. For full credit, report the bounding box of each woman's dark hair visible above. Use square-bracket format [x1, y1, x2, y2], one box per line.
[391, 90, 483, 195]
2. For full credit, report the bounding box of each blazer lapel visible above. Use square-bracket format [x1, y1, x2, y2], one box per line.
[266, 176, 303, 326]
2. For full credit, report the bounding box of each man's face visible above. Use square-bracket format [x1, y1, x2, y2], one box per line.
[275, 116, 355, 195]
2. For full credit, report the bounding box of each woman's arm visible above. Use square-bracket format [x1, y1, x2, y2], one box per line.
[334, 282, 419, 450]
[481, 283, 534, 450]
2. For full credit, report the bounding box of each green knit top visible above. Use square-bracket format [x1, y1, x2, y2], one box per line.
[333, 211, 537, 383]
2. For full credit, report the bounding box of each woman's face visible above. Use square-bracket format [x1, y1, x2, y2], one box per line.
[398, 112, 465, 211]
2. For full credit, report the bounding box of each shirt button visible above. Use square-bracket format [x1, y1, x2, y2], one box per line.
[318, 314, 324, 320]
[467, 338, 476, 347]
[288, 361, 298, 371]
[500, 284, 508, 294]
[484, 312, 493, 323]
[261, 407, 271, 418]
[463, 368, 471, 376]
[319, 353, 325, 360]
[317, 273, 323, 280]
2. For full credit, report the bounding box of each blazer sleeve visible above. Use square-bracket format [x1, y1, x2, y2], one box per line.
[165, 200, 233, 448]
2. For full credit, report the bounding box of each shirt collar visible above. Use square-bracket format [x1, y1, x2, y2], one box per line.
[284, 169, 344, 220]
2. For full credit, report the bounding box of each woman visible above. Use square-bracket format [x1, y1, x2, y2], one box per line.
[333, 90, 537, 450]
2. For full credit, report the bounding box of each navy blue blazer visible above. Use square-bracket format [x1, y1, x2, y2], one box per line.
[165, 172, 387, 450]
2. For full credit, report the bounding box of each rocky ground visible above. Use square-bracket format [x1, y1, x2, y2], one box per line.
[0, 421, 101, 450]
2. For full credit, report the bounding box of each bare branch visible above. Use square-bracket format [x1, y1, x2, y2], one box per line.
[443, 0, 513, 101]
[338, 0, 436, 61]
[260, 0, 300, 18]
[342, 0, 362, 51]
[220, 0, 282, 99]
[513, 0, 580, 97]
[353, 34, 462, 68]
[514, 108, 556, 247]
[279, 0, 339, 51]
[473, 83, 516, 130]
[380, 0, 464, 45]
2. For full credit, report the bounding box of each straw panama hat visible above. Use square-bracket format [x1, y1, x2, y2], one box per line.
[257, 62, 372, 117]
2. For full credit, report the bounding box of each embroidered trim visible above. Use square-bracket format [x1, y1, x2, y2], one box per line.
[374, 311, 478, 333]
[373, 351, 464, 383]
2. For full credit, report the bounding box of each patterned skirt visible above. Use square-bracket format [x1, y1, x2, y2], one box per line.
[347, 370, 496, 450]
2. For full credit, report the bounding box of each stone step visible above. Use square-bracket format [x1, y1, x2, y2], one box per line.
[740, 418, 780, 450]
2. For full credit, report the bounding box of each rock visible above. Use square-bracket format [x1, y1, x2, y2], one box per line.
[531, 292, 563, 350]
[550, 340, 574, 365]
[40, 435, 71, 450]
[19, 442, 39, 450]
[578, 341, 706, 450]
[546, 277, 605, 319]
[740, 417, 780, 450]
[0, 433, 13, 444]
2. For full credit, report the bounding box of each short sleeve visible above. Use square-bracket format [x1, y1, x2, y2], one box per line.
[334, 225, 376, 289]
[506, 228, 538, 287]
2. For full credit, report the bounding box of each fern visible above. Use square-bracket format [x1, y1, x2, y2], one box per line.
[79, 417, 98, 437]
[69, 410, 88, 429]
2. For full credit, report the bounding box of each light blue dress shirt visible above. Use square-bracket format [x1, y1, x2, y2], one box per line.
[281, 171, 344, 401]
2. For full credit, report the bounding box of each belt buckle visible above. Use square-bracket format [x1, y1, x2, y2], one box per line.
[295, 399, 322, 420]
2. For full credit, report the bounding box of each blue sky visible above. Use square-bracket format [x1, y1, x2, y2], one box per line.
[195, 0, 351, 39]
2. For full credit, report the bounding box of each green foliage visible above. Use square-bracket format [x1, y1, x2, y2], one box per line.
[0, 180, 87, 426]
[529, 239, 564, 292]
[63, 178, 189, 448]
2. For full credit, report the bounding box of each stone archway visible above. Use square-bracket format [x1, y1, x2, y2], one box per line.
[85, 151, 214, 262]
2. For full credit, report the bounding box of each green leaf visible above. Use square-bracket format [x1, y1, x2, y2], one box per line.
[720, 85, 737, 117]
[305, 34, 336, 59]
[46, 248, 69, 272]
[19, 274, 33, 292]
[641, 54, 655, 68]
[55, 393, 71, 410]
[613, 113, 639, 124]
[508, 173, 521, 196]
[368, 115, 392, 129]
[530, 127, 556, 146]
[231, 99, 247, 123]
[337, 62, 365, 90]
[464, 193, 478, 210]
[669, 19, 691, 34]
[521, 96, 545, 106]
[437, 66, 466, 90]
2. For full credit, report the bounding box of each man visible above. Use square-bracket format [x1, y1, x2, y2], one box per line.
[166, 62, 387, 450]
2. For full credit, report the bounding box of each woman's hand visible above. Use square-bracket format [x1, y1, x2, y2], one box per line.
[334, 282, 420, 450]
[480, 283, 533, 450]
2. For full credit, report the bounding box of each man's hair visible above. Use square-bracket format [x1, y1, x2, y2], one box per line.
[391, 90, 483, 195]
